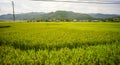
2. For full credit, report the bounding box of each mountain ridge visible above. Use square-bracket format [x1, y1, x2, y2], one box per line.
[0, 11, 120, 21]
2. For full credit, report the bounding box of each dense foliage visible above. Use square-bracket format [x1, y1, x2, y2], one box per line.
[0, 22, 120, 65]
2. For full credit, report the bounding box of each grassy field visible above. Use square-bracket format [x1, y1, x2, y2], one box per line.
[0, 22, 120, 65]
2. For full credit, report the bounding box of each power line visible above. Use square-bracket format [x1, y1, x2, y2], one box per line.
[32, 0, 120, 4]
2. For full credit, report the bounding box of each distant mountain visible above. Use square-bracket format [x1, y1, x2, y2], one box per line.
[0, 11, 93, 21]
[0, 14, 13, 20]
[40, 11, 93, 21]
[89, 13, 120, 19]
[0, 12, 45, 20]
[0, 11, 120, 21]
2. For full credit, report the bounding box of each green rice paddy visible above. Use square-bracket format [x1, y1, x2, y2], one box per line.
[0, 22, 120, 65]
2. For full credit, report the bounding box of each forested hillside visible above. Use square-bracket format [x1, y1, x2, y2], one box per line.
[0, 11, 120, 22]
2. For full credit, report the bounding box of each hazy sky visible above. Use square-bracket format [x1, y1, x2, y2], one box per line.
[0, 0, 120, 15]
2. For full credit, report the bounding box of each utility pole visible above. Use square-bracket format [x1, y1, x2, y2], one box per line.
[12, 1, 15, 22]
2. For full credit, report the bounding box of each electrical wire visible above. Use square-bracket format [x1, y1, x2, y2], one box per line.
[32, 0, 120, 4]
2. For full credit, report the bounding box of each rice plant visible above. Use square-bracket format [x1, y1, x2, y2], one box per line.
[0, 22, 120, 65]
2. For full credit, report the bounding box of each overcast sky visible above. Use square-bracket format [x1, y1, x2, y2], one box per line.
[0, 0, 120, 15]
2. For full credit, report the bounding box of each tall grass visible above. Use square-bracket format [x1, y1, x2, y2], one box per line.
[0, 22, 120, 65]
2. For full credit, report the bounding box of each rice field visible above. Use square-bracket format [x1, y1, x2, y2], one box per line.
[0, 22, 120, 65]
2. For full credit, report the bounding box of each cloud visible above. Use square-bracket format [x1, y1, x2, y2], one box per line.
[0, 0, 120, 15]
[0, 1, 12, 15]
